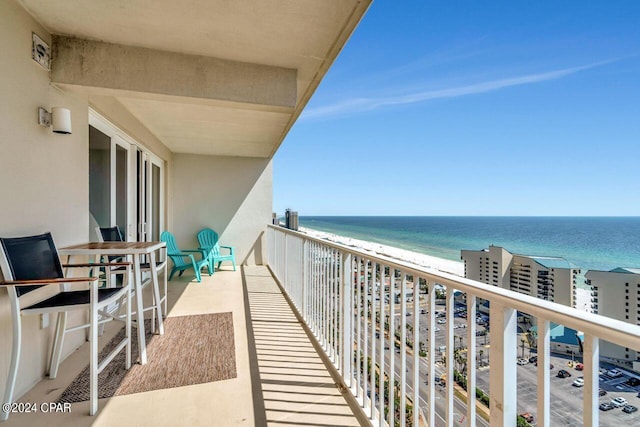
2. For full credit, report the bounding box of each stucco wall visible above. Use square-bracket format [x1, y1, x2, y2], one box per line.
[0, 0, 91, 402]
[170, 154, 272, 266]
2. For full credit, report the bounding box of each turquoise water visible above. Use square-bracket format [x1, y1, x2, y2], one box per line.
[299, 216, 640, 272]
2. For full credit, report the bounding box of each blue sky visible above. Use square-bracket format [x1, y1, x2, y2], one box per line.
[274, 1, 640, 216]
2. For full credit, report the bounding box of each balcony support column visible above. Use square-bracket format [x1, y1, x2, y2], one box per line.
[489, 303, 517, 427]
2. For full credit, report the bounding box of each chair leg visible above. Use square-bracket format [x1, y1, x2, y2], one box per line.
[149, 251, 164, 335]
[232, 258, 236, 271]
[151, 289, 156, 334]
[89, 296, 99, 416]
[1, 305, 22, 422]
[163, 265, 168, 317]
[125, 290, 132, 370]
[169, 268, 176, 281]
[48, 312, 67, 379]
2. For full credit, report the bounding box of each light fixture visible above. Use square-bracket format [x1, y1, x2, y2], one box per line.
[38, 107, 72, 134]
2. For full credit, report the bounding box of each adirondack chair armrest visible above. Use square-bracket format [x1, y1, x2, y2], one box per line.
[220, 245, 235, 254]
[168, 251, 200, 260]
[0, 277, 99, 287]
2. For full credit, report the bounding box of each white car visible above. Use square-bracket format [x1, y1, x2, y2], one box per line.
[517, 358, 528, 365]
[572, 378, 584, 387]
[437, 318, 446, 324]
[608, 369, 623, 378]
[611, 397, 628, 407]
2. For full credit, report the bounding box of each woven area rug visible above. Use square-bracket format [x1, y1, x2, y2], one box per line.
[57, 312, 236, 403]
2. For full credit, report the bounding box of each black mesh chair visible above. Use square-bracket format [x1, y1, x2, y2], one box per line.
[0, 233, 132, 420]
[96, 226, 168, 332]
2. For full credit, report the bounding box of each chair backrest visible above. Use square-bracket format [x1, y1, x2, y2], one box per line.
[160, 231, 188, 268]
[197, 228, 221, 256]
[0, 232, 64, 297]
[96, 226, 124, 243]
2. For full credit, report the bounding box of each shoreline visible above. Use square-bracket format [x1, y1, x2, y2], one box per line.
[300, 226, 465, 277]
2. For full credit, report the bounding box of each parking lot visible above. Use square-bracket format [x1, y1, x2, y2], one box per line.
[509, 357, 640, 426]
[389, 299, 640, 426]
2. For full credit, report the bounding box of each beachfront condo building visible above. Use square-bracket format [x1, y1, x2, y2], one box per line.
[586, 268, 640, 370]
[461, 246, 580, 307]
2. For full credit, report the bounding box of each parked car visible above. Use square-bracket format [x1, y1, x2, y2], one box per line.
[599, 402, 614, 411]
[572, 378, 584, 387]
[437, 318, 446, 324]
[519, 412, 534, 423]
[611, 397, 628, 408]
[623, 405, 638, 414]
[529, 356, 538, 364]
[625, 377, 640, 386]
[608, 369, 623, 378]
[517, 358, 528, 366]
[599, 389, 608, 396]
[575, 363, 584, 371]
[557, 369, 571, 378]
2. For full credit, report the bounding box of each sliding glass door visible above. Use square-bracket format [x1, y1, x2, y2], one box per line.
[89, 111, 164, 242]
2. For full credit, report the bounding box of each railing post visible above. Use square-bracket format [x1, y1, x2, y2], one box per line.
[445, 287, 455, 426]
[341, 251, 352, 387]
[536, 318, 550, 427]
[466, 294, 477, 427]
[583, 334, 599, 427]
[283, 232, 288, 290]
[302, 239, 308, 320]
[489, 302, 517, 427]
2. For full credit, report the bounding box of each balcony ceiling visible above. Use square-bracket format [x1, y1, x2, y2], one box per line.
[20, 0, 371, 157]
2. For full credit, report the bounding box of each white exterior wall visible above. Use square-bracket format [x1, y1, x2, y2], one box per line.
[552, 268, 576, 308]
[170, 154, 272, 266]
[461, 246, 512, 288]
[0, 0, 92, 401]
[586, 270, 640, 363]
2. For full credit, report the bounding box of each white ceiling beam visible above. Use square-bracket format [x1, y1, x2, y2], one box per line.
[52, 36, 297, 109]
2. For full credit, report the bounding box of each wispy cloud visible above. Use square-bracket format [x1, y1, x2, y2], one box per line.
[302, 60, 613, 120]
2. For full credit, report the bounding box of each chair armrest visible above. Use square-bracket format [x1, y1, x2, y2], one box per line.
[220, 245, 235, 253]
[180, 250, 205, 253]
[0, 277, 99, 286]
[169, 252, 199, 258]
[63, 262, 131, 268]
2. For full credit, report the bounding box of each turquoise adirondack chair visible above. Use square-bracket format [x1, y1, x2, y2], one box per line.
[160, 231, 212, 282]
[197, 228, 236, 272]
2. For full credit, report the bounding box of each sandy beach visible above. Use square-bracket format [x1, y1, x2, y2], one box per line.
[300, 227, 465, 277]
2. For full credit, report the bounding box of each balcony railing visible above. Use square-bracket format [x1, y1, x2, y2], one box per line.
[266, 224, 640, 427]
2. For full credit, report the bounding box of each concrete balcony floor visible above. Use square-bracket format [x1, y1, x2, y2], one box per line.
[6, 266, 363, 427]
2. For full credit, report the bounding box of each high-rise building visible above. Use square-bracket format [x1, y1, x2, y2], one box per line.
[461, 246, 580, 308]
[585, 268, 640, 368]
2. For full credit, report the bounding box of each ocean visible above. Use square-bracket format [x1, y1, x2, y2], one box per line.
[299, 216, 640, 272]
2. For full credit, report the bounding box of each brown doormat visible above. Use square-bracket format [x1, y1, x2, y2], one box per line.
[57, 313, 236, 403]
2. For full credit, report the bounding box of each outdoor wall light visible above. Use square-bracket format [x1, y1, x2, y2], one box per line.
[38, 107, 72, 134]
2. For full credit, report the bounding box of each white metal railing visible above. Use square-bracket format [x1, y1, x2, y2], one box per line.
[266, 224, 640, 427]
